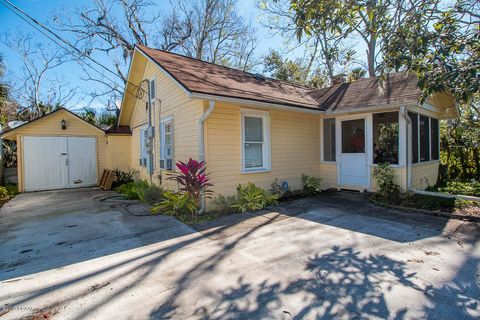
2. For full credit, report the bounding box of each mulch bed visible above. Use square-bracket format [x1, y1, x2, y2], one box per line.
[369, 193, 480, 222]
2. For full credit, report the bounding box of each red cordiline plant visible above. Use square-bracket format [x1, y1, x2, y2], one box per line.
[167, 158, 213, 211]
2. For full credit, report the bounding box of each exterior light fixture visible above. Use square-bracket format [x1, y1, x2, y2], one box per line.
[61, 119, 66, 130]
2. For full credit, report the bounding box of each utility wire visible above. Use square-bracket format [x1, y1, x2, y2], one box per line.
[0, 0, 150, 105]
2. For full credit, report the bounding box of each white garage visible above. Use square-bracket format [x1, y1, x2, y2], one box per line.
[23, 136, 97, 191]
[1, 108, 109, 192]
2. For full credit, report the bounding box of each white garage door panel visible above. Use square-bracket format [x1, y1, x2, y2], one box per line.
[23, 136, 97, 192]
[67, 137, 97, 188]
[24, 137, 69, 191]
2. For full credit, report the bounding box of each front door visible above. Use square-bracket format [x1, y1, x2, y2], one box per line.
[339, 118, 368, 187]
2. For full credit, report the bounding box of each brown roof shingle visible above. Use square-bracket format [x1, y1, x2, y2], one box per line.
[137, 45, 422, 112]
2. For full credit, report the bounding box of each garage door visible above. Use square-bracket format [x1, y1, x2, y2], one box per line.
[23, 136, 97, 191]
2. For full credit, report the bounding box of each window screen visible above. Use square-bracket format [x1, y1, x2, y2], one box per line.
[244, 116, 264, 169]
[431, 118, 439, 160]
[323, 118, 336, 161]
[420, 115, 430, 162]
[409, 112, 419, 163]
[342, 119, 365, 153]
[373, 112, 399, 164]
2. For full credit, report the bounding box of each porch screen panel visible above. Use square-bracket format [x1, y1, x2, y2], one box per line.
[373, 112, 399, 164]
[431, 118, 439, 160]
[323, 118, 336, 161]
[409, 112, 419, 163]
[420, 115, 430, 162]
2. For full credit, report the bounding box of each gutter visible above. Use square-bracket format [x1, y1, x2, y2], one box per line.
[198, 100, 215, 214]
[400, 106, 412, 190]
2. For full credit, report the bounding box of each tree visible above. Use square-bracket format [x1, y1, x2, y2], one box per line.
[286, 0, 441, 77]
[1, 32, 76, 120]
[383, 0, 479, 104]
[258, 0, 351, 83]
[174, 0, 258, 71]
[0, 54, 8, 112]
[263, 50, 327, 88]
[78, 107, 117, 126]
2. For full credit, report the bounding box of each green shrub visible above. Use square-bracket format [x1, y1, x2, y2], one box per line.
[437, 180, 480, 197]
[210, 194, 238, 215]
[0, 186, 8, 200]
[151, 191, 197, 218]
[116, 180, 161, 202]
[301, 174, 321, 194]
[373, 163, 400, 196]
[112, 169, 138, 189]
[232, 182, 278, 213]
[4, 184, 18, 197]
[116, 182, 138, 199]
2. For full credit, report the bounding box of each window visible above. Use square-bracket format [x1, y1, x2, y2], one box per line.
[139, 127, 148, 167]
[242, 111, 270, 172]
[373, 112, 399, 164]
[409, 112, 419, 163]
[323, 118, 336, 161]
[420, 115, 430, 162]
[341, 119, 365, 153]
[160, 116, 173, 170]
[408, 112, 439, 164]
[431, 118, 439, 160]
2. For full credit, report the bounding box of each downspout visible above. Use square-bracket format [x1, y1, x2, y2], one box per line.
[400, 106, 412, 190]
[198, 100, 215, 214]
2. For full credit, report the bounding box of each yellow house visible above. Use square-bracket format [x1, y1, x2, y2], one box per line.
[2, 45, 457, 211]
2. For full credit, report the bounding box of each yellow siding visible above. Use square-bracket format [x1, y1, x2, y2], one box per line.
[128, 59, 203, 188]
[106, 135, 131, 171]
[11, 110, 107, 192]
[205, 103, 321, 199]
[412, 162, 439, 189]
[319, 163, 338, 189]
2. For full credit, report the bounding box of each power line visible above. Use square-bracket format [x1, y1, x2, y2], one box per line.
[0, 0, 149, 105]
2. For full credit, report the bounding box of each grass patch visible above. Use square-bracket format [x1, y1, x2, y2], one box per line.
[0, 184, 18, 208]
[426, 180, 480, 197]
[371, 193, 480, 214]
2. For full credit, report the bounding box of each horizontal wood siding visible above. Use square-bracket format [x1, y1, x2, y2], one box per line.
[319, 163, 338, 189]
[205, 103, 321, 199]
[412, 162, 440, 189]
[129, 60, 203, 188]
[106, 135, 131, 172]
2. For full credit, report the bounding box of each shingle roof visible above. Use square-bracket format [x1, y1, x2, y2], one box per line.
[309, 73, 422, 112]
[137, 45, 423, 112]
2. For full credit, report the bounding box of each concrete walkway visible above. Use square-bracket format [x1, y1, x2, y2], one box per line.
[0, 189, 479, 319]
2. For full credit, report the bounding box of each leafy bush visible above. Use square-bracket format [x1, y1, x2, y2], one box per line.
[373, 163, 400, 196]
[141, 184, 165, 205]
[210, 194, 238, 215]
[0, 186, 8, 200]
[429, 180, 480, 197]
[167, 158, 214, 219]
[116, 180, 162, 203]
[151, 191, 197, 218]
[232, 182, 278, 213]
[301, 174, 321, 194]
[112, 168, 138, 188]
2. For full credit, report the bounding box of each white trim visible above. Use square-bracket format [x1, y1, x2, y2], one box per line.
[240, 109, 271, 173]
[192, 92, 320, 115]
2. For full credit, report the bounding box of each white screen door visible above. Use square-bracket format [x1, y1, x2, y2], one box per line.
[339, 118, 368, 187]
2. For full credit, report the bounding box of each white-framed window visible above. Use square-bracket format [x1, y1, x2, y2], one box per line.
[160, 115, 173, 170]
[139, 127, 148, 167]
[241, 109, 271, 172]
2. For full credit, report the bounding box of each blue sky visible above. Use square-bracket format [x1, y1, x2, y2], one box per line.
[0, 0, 287, 110]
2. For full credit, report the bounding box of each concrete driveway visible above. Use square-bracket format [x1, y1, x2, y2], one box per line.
[0, 189, 479, 319]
